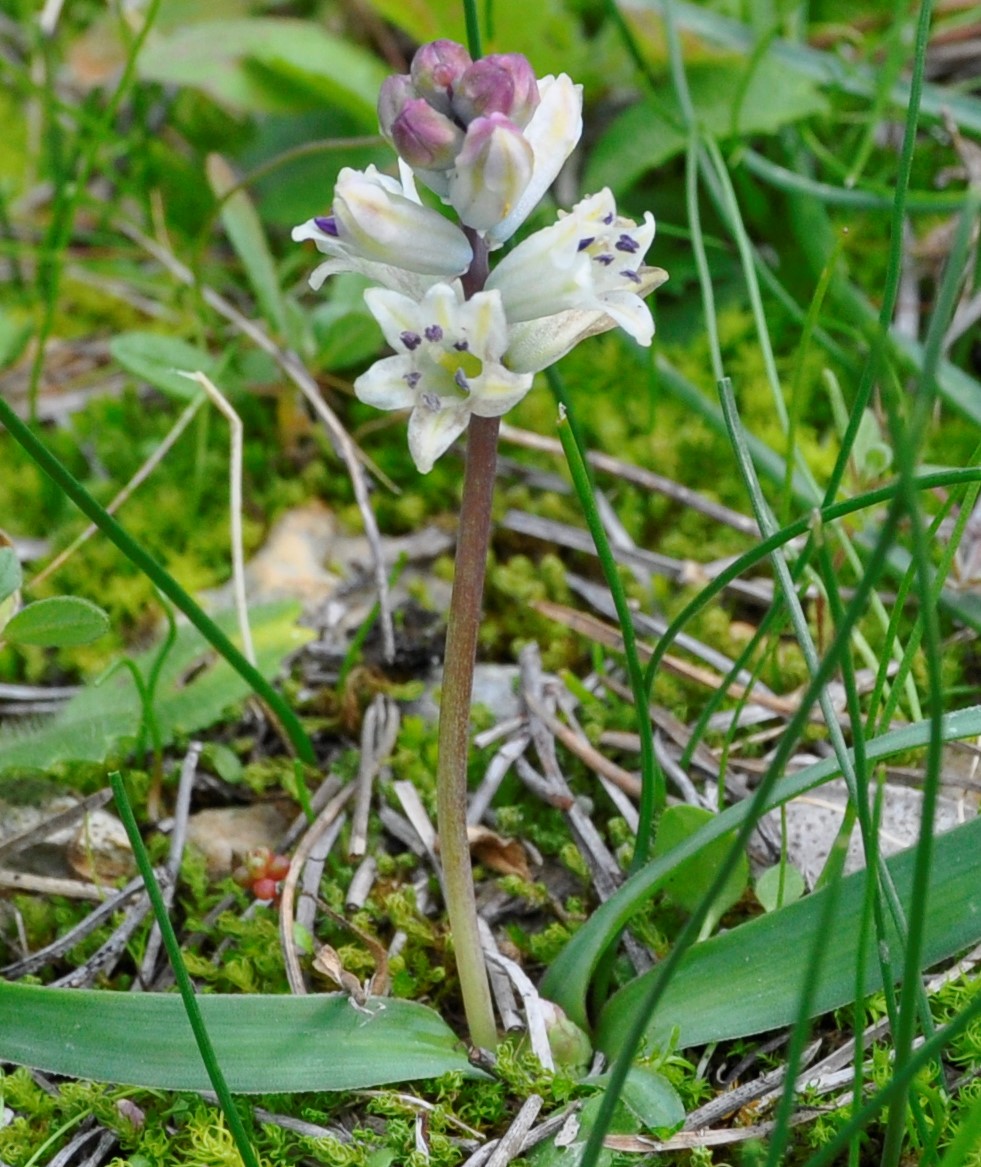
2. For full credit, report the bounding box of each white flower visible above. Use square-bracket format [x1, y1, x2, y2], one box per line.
[355, 283, 533, 473]
[483, 74, 583, 249]
[291, 164, 472, 300]
[486, 189, 668, 371]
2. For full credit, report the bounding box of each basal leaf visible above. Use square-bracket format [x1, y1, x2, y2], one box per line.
[138, 19, 385, 124]
[0, 983, 481, 1092]
[596, 813, 981, 1053]
[3, 596, 109, 647]
[541, 706, 981, 1030]
[207, 153, 290, 340]
[0, 603, 312, 773]
[586, 56, 827, 193]
[0, 546, 22, 606]
[110, 332, 224, 402]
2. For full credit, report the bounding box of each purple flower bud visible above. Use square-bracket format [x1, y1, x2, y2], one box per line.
[391, 98, 464, 170]
[378, 73, 416, 142]
[453, 54, 540, 128]
[410, 39, 472, 116]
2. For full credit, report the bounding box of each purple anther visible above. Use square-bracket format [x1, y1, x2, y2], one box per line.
[615, 234, 640, 253]
[453, 339, 469, 351]
[595, 253, 614, 266]
[424, 324, 444, 342]
[404, 371, 422, 388]
[454, 368, 470, 391]
[621, 269, 641, 284]
[421, 391, 442, 411]
[314, 216, 339, 236]
[400, 331, 422, 351]
[577, 236, 595, 252]
[602, 212, 614, 225]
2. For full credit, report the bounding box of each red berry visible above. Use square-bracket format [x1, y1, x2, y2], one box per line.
[267, 854, 290, 880]
[252, 877, 278, 901]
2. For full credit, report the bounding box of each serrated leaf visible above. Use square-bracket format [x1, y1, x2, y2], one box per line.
[0, 546, 22, 606]
[596, 813, 981, 1053]
[585, 56, 826, 192]
[110, 332, 223, 401]
[0, 983, 482, 1091]
[0, 602, 312, 773]
[207, 153, 289, 339]
[3, 596, 109, 647]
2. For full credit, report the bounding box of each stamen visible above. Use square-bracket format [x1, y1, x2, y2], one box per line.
[453, 339, 470, 352]
[314, 215, 339, 236]
[595, 253, 614, 266]
[404, 371, 422, 388]
[621, 268, 641, 284]
[424, 324, 444, 342]
[454, 368, 470, 391]
[577, 236, 595, 252]
[422, 391, 442, 411]
[400, 331, 422, 351]
[615, 234, 640, 253]
[602, 212, 614, 225]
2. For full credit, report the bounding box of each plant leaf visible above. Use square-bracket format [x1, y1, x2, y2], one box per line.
[207, 153, 290, 339]
[585, 56, 826, 192]
[138, 19, 385, 124]
[0, 982, 482, 1092]
[110, 332, 224, 402]
[596, 812, 981, 1053]
[0, 602, 312, 773]
[652, 804, 748, 933]
[3, 596, 109, 647]
[541, 705, 981, 1030]
[755, 862, 806, 912]
[0, 546, 22, 606]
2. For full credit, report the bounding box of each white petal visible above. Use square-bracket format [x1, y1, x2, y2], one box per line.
[484, 74, 583, 248]
[484, 216, 591, 322]
[505, 309, 610, 373]
[354, 357, 419, 411]
[408, 401, 470, 473]
[468, 368, 534, 416]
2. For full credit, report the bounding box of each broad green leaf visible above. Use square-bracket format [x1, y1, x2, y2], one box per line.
[585, 56, 826, 192]
[0, 983, 482, 1092]
[0, 546, 22, 606]
[110, 332, 223, 401]
[0, 603, 312, 773]
[138, 19, 386, 124]
[207, 153, 290, 340]
[603, 1066, 684, 1134]
[755, 862, 806, 912]
[596, 812, 981, 1053]
[3, 596, 109, 647]
[651, 804, 748, 933]
[541, 705, 981, 1030]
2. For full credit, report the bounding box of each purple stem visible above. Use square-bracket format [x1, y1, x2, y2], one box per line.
[435, 230, 498, 1050]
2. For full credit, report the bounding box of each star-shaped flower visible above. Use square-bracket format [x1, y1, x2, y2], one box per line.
[355, 283, 533, 473]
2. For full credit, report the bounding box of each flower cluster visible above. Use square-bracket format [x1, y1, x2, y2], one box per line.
[293, 39, 666, 473]
[233, 847, 290, 903]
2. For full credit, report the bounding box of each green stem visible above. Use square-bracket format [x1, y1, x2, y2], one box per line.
[436, 412, 499, 1051]
[0, 397, 315, 764]
[556, 407, 663, 867]
[109, 772, 260, 1167]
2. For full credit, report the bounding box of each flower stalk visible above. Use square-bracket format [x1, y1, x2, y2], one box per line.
[436, 407, 501, 1051]
[291, 34, 663, 1049]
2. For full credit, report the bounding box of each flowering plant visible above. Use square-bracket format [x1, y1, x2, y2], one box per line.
[294, 36, 665, 1052]
[294, 39, 666, 474]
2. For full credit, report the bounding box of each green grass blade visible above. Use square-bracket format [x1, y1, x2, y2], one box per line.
[595, 812, 981, 1053]
[540, 705, 981, 1030]
[0, 983, 481, 1092]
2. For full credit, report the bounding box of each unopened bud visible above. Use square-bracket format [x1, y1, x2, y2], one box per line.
[453, 54, 540, 128]
[391, 97, 464, 170]
[448, 113, 533, 231]
[540, 1000, 592, 1072]
[410, 39, 472, 116]
[378, 73, 416, 142]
